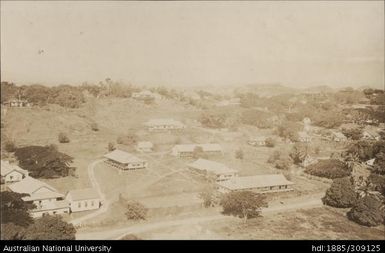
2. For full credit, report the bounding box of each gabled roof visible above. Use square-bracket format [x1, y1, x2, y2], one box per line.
[187, 159, 236, 175]
[66, 188, 100, 201]
[144, 118, 185, 127]
[1, 160, 28, 177]
[104, 149, 144, 164]
[22, 191, 64, 201]
[218, 174, 294, 190]
[8, 176, 58, 195]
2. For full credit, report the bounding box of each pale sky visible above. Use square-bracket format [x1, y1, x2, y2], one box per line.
[1, 1, 384, 88]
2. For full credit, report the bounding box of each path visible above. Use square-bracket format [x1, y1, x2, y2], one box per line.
[69, 159, 109, 226]
[76, 194, 323, 240]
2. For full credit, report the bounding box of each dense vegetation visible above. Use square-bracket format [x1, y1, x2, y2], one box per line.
[322, 177, 357, 208]
[14, 145, 74, 178]
[305, 159, 351, 179]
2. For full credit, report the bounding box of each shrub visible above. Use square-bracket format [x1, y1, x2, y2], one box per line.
[4, 140, 16, 152]
[322, 177, 357, 208]
[305, 159, 351, 179]
[90, 122, 99, 131]
[107, 142, 116, 152]
[347, 195, 385, 227]
[125, 201, 148, 220]
[58, 133, 70, 143]
[275, 157, 292, 170]
[235, 149, 244, 160]
[117, 134, 137, 146]
[265, 137, 275, 148]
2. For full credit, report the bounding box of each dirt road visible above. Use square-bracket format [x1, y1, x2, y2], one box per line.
[76, 195, 323, 240]
[69, 159, 109, 226]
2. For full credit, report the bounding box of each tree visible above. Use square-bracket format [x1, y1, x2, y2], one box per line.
[342, 128, 362, 140]
[265, 137, 275, 148]
[4, 140, 16, 152]
[276, 121, 300, 142]
[322, 177, 357, 208]
[117, 134, 137, 146]
[345, 140, 385, 163]
[235, 149, 244, 160]
[192, 146, 207, 159]
[107, 142, 116, 152]
[1, 223, 25, 240]
[199, 112, 226, 129]
[90, 122, 99, 131]
[347, 195, 385, 227]
[372, 152, 385, 175]
[120, 234, 142, 240]
[199, 185, 216, 208]
[14, 145, 74, 178]
[305, 159, 351, 179]
[22, 215, 76, 240]
[289, 143, 308, 165]
[220, 191, 268, 223]
[267, 150, 281, 163]
[125, 201, 148, 220]
[368, 173, 385, 196]
[58, 133, 70, 143]
[275, 156, 293, 170]
[1, 192, 34, 227]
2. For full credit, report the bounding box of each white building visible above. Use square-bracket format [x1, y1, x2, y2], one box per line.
[187, 159, 237, 182]
[362, 130, 381, 141]
[217, 174, 294, 194]
[144, 118, 185, 131]
[172, 144, 223, 157]
[104, 149, 147, 170]
[298, 131, 312, 143]
[247, 137, 267, 147]
[1, 160, 29, 183]
[136, 141, 154, 153]
[66, 188, 101, 213]
[8, 177, 69, 218]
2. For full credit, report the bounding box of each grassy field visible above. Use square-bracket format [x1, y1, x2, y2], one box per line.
[137, 207, 385, 240]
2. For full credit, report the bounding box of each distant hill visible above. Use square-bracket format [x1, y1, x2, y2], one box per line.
[302, 85, 335, 93]
[236, 83, 299, 97]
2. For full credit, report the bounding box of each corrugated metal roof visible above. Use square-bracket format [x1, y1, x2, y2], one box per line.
[1, 160, 28, 177]
[66, 188, 100, 201]
[218, 174, 294, 190]
[8, 176, 58, 195]
[187, 159, 236, 174]
[104, 150, 144, 164]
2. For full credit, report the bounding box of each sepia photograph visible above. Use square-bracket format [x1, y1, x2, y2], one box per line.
[0, 0, 384, 245]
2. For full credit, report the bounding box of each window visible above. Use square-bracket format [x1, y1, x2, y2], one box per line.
[9, 176, 13, 180]
[78, 202, 81, 208]
[85, 201, 88, 208]
[91, 201, 94, 206]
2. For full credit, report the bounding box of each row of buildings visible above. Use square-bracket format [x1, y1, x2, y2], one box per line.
[102, 150, 294, 194]
[1, 160, 101, 218]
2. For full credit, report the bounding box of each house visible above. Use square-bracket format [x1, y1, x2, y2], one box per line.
[365, 158, 375, 167]
[331, 131, 347, 142]
[144, 118, 185, 131]
[7, 177, 69, 218]
[187, 159, 237, 182]
[247, 137, 266, 147]
[132, 90, 160, 100]
[104, 149, 147, 170]
[362, 129, 381, 141]
[1, 160, 29, 184]
[65, 188, 101, 213]
[216, 174, 294, 194]
[136, 141, 154, 153]
[171, 144, 223, 157]
[4, 98, 32, 108]
[298, 131, 311, 143]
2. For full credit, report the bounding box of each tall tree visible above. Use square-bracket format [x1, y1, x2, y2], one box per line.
[220, 191, 268, 223]
[1, 192, 34, 227]
[22, 216, 76, 240]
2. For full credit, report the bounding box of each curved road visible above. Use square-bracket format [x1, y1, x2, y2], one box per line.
[70, 159, 109, 226]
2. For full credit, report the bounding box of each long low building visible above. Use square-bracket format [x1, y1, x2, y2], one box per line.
[8, 176, 70, 218]
[104, 149, 147, 170]
[144, 118, 185, 131]
[187, 159, 237, 182]
[172, 144, 223, 157]
[66, 188, 101, 213]
[216, 174, 294, 194]
[1, 160, 29, 183]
